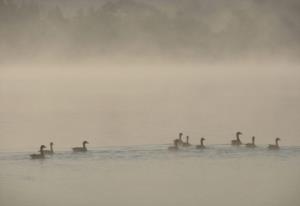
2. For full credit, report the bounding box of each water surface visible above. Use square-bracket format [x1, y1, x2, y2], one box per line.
[1, 144, 300, 206]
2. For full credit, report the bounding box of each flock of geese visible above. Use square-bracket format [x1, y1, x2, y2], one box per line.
[30, 132, 281, 159]
[30, 141, 89, 159]
[168, 131, 281, 151]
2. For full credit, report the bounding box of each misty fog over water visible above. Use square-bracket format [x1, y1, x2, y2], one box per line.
[1, 60, 300, 150]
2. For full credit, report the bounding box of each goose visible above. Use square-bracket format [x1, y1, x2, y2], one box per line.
[44, 142, 54, 155]
[30, 145, 46, 159]
[176, 132, 184, 146]
[245, 136, 256, 148]
[268, 138, 280, 149]
[168, 139, 179, 151]
[72, 141, 89, 152]
[182, 136, 191, 147]
[196, 137, 206, 149]
[231, 131, 242, 145]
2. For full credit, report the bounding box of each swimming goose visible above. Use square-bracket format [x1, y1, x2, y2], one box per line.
[176, 132, 184, 146]
[268, 138, 280, 149]
[182, 136, 191, 147]
[168, 139, 179, 151]
[72, 141, 89, 152]
[196, 137, 206, 149]
[30, 145, 46, 159]
[231, 131, 242, 145]
[245, 136, 256, 148]
[44, 142, 54, 155]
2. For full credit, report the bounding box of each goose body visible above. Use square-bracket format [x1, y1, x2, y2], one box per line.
[245, 136, 256, 148]
[182, 136, 191, 147]
[72, 141, 89, 152]
[30, 145, 46, 159]
[196, 137, 206, 149]
[268, 138, 280, 149]
[44, 142, 54, 155]
[168, 139, 179, 151]
[231, 132, 242, 146]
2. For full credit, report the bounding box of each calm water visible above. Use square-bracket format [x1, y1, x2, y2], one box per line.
[1, 144, 300, 206]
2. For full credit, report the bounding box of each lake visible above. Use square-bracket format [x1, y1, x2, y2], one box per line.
[1, 144, 300, 206]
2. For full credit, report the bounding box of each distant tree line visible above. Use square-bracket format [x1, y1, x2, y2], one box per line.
[0, 0, 299, 62]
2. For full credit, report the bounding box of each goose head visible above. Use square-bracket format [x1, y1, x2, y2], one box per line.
[236, 131, 242, 136]
[50, 142, 54, 146]
[83, 141, 89, 146]
[236, 132, 242, 140]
